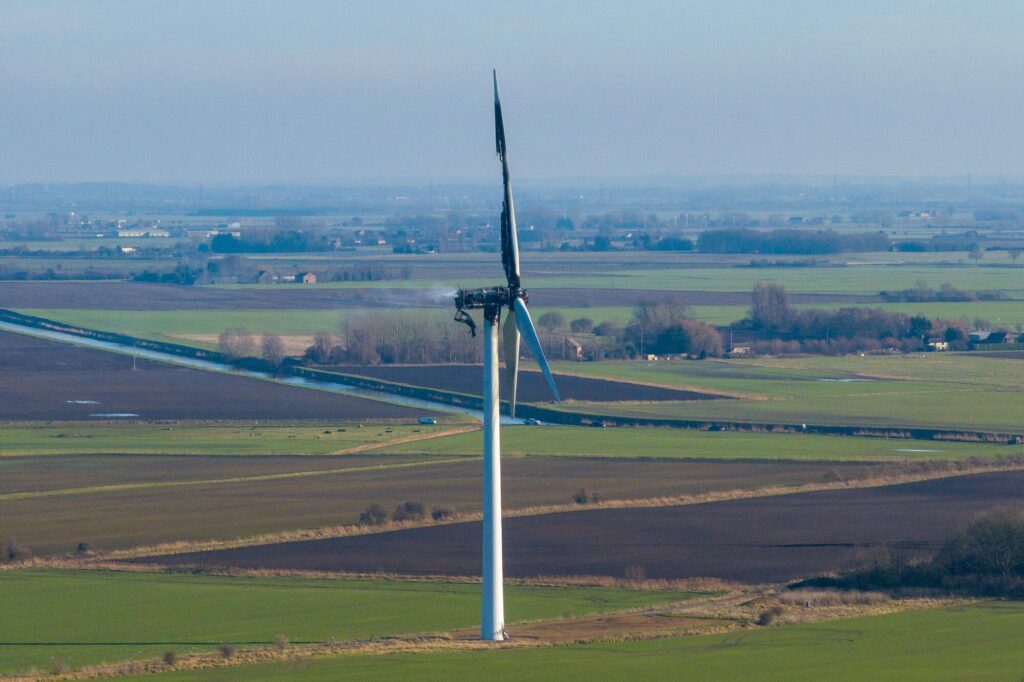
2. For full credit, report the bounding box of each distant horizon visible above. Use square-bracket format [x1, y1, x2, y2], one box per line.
[4, 174, 1023, 190]
[3, 2, 1024, 184]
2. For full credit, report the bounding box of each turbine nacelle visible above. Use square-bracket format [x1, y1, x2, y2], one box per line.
[454, 286, 527, 321]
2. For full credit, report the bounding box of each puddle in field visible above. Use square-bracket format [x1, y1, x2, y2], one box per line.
[66, 400, 99, 404]
[89, 413, 139, 418]
[895, 448, 942, 453]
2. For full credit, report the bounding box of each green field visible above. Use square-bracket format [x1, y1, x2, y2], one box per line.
[0, 423, 462, 456]
[381, 425, 1017, 462]
[120, 602, 1024, 682]
[0, 570, 701, 675]
[550, 354, 1024, 432]
[210, 263, 1024, 296]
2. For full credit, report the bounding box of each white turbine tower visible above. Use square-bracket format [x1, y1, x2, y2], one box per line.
[453, 71, 561, 641]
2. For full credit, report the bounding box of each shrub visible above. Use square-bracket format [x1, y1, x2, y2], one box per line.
[51, 659, 70, 675]
[538, 311, 566, 332]
[358, 504, 388, 526]
[392, 501, 426, 522]
[4, 540, 31, 562]
[431, 507, 454, 521]
[624, 563, 646, 583]
[573, 488, 591, 504]
[274, 634, 289, 650]
[569, 317, 594, 334]
[218, 644, 236, 659]
[163, 651, 177, 667]
[757, 605, 785, 626]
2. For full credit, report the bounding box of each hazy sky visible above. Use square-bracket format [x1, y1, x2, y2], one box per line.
[2, 1, 1022, 184]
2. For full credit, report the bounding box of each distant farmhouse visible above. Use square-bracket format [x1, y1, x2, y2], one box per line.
[969, 330, 1017, 345]
[116, 227, 170, 238]
[295, 272, 317, 284]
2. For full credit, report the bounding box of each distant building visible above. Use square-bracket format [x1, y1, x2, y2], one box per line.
[294, 272, 317, 284]
[256, 270, 276, 284]
[117, 228, 170, 238]
[969, 330, 1016, 345]
[927, 338, 949, 351]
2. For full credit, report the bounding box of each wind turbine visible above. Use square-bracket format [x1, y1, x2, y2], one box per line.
[453, 71, 562, 641]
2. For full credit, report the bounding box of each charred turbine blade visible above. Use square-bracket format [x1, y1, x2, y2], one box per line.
[503, 306, 521, 417]
[494, 70, 521, 290]
[513, 298, 561, 403]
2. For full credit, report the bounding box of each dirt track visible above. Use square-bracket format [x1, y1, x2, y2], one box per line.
[0, 331, 425, 420]
[143, 470, 1024, 583]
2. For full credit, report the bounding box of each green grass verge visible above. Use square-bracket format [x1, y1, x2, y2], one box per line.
[379, 425, 1017, 462]
[0, 570, 701, 675]
[120, 602, 1024, 681]
[0, 423, 463, 457]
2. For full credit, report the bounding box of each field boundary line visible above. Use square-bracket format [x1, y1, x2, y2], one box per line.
[29, 459, 1023, 563]
[334, 424, 480, 454]
[0, 457, 471, 502]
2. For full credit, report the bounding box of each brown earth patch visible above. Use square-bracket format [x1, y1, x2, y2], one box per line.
[138, 470, 1024, 583]
[0, 331, 428, 421]
[328, 364, 727, 403]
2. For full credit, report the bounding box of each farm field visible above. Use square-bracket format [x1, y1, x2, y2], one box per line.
[326, 364, 724, 403]
[0, 455, 881, 555]
[117, 602, 1024, 682]
[381, 425, 1018, 462]
[573, 391, 1023, 432]
[0, 453, 427, 494]
[0, 570, 702, 676]
[206, 262, 1024, 295]
[0, 423, 458, 456]
[549, 353, 1024, 432]
[143, 470, 1024, 583]
[23, 298, 1024, 341]
[0, 331, 432, 421]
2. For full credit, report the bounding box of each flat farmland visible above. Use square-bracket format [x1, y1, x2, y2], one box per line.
[380, 425, 1017, 462]
[0, 423, 458, 456]
[327, 365, 725, 403]
[146, 470, 1024, 583]
[0, 454, 426, 494]
[120, 602, 1024, 682]
[0, 570, 701, 676]
[550, 353, 1024, 432]
[0, 332, 428, 421]
[0, 456, 878, 555]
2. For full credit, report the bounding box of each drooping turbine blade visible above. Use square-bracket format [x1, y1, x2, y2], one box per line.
[502, 307, 521, 417]
[513, 297, 561, 403]
[494, 70, 521, 290]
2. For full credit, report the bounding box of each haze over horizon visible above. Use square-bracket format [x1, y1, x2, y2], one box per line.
[2, 1, 1022, 185]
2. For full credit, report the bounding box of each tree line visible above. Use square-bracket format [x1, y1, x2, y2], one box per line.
[698, 229, 891, 255]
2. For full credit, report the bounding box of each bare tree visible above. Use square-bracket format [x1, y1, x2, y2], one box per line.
[1009, 248, 1022, 265]
[631, 294, 688, 335]
[537, 311, 566, 332]
[218, 327, 256, 361]
[261, 333, 286, 370]
[751, 282, 794, 331]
